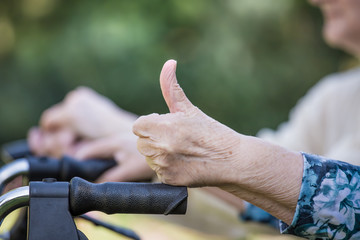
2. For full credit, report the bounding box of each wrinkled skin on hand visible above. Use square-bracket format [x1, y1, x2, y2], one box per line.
[133, 60, 304, 224]
[133, 60, 243, 187]
[28, 87, 154, 182]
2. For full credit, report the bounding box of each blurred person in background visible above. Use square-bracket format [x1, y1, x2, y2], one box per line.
[241, 0, 360, 228]
[28, 0, 360, 238]
[134, 59, 360, 239]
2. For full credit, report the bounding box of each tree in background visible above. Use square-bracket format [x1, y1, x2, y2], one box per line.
[0, 0, 354, 146]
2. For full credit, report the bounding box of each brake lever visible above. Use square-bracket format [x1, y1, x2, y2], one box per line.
[79, 215, 140, 240]
[1, 140, 31, 163]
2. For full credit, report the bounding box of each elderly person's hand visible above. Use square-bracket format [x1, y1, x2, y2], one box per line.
[133, 60, 304, 224]
[28, 87, 137, 156]
[28, 87, 154, 182]
[40, 87, 137, 138]
[133, 60, 243, 187]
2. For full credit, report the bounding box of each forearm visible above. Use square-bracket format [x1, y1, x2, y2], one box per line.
[201, 187, 245, 212]
[220, 135, 303, 224]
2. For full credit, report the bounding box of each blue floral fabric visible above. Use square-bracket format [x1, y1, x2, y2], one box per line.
[281, 153, 360, 239]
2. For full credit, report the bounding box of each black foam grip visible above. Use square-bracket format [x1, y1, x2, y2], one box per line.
[69, 177, 187, 216]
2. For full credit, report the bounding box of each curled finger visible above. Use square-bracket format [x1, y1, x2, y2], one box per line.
[132, 113, 163, 138]
[136, 137, 164, 158]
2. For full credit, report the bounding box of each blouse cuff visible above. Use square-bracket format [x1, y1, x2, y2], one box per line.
[280, 152, 360, 239]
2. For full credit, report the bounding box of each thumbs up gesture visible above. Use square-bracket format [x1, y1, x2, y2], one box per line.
[134, 61, 304, 224]
[133, 60, 244, 187]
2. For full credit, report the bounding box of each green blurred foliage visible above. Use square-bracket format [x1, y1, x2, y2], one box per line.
[0, 0, 354, 146]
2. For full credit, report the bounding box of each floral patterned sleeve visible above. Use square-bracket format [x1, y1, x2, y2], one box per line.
[281, 153, 360, 239]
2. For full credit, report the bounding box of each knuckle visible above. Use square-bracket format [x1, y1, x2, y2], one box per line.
[133, 113, 160, 135]
[132, 118, 146, 135]
[40, 109, 51, 123]
[133, 115, 146, 127]
[65, 87, 92, 104]
[75, 86, 91, 93]
[141, 113, 160, 121]
[65, 90, 79, 102]
[134, 115, 150, 126]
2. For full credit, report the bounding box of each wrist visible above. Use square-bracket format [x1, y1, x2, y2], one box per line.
[222, 135, 303, 208]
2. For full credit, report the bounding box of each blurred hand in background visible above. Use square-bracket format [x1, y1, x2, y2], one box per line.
[28, 86, 154, 182]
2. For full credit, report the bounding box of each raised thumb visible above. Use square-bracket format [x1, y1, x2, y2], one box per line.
[160, 60, 194, 113]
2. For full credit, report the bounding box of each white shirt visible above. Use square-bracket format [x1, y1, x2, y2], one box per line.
[258, 67, 360, 165]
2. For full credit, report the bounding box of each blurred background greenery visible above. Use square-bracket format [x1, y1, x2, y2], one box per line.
[0, 1, 358, 239]
[0, 0, 356, 146]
